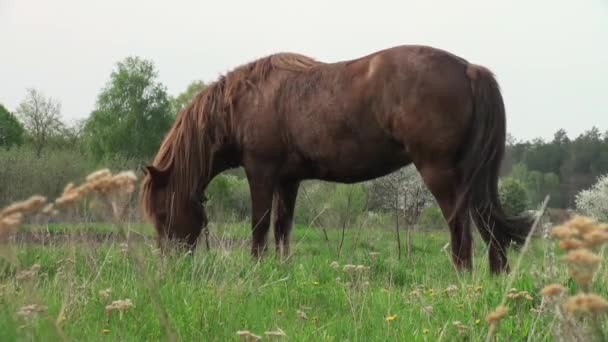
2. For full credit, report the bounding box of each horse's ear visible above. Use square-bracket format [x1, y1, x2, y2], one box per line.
[144, 165, 170, 187]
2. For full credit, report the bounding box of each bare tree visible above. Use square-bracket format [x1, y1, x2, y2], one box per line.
[369, 165, 434, 259]
[15, 88, 63, 157]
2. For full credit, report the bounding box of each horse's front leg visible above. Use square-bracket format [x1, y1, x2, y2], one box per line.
[247, 169, 276, 259]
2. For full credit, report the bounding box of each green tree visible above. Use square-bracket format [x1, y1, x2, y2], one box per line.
[0, 104, 24, 149]
[499, 177, 529, 216]
[171, 80, 206, 115]
[83, 56, 173, 161]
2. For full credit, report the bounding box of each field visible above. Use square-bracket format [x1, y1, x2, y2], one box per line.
[1, 219, 606, 341]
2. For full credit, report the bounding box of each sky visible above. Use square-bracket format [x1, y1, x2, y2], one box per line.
[1, 0, 607, 141]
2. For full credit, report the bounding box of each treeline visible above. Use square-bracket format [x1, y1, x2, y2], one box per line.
[502, 129, 608, 209]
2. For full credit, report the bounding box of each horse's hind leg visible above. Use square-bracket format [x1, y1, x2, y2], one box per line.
[419, 166, 472, 271]
[273, 181, 300, 259]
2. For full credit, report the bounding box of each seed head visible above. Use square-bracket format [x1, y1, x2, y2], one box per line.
[559, 238, 583, 251]
[563, 249, 600, 268]
[582, 230, 608, 248]
[551, 225, 578, 240]
[486, 305, 508, 324]
[541, 284, 566, 297]
[563, 293, 608, 315]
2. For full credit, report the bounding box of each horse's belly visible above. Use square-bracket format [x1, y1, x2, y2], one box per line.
[305, 141, 411, 183]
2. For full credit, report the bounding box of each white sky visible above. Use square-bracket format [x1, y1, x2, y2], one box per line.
[1, 0, 607, 141]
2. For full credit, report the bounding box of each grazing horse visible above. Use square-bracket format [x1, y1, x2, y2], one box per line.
[140, 45, 532, 274]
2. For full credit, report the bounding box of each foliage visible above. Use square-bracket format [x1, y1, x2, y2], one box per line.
[171, 80, 206, 116]
[368, 166, 434, 225]
[326, 183, 368, 227]
[498, 177, 529, 216]
[205, 174, 251, 221]
[509, 163, 560, 208]
[0, 104, 24, 149]
[82, 56, 173, 161]
[575, 174, 608, 221]
[504, 127, 608, 208]
[418, 206, 448, 230]
[14, 88, 63, 157]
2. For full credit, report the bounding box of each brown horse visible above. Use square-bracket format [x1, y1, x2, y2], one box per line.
[140, 45, 532, 274]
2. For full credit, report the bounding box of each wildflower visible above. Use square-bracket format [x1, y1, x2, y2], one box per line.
[329, 261, 339, 269]
[409, 289, 423, 298]
[551, 225, 578, 240]
[264, 328, 287, 337]
[102, 329, 110, 335]
[567, 215, 599, 235]
[541, 284, 566, 298]
[582, 230, 608, 248]
[0, 195, 47, 217]
[237, 330, 262, 341]
[453, 321, 468, 335]
[423, 328, 429, 335]
[276, 309, 283, 315]
[559, 238, 583, 251]
[105, 299, 134, 313]
[444, 284, 458, 296]
[563, 249, 600, 268]
[355, 265, 369, 273]
[16, 264, 41, 281]
[16, 304, 47, 319]
[569, 269, 594, 288]
[343, 264, 356, 273]
[99, 288, 112, 299]
[86, 169, 112, 182]
[422, 305, 433, 315]
[507, 290, 533, 301]
[297, 309, 308, 320]
[486, 305, 508, 324]
[312, 281, 319, 286]
[563, 293, 608, 315]
[475, 319, 481, 325]
[385, 314, 397, 321]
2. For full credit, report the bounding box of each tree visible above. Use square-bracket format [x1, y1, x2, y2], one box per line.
[171, 80, 206, 115]
[575, 174, 608, 222]
[83, 56, 173, 161]
[499, 177, 529, 216]
[0, 104, 24, 149]
[14, 88, 63, 157]
[369, 166, 434, 259]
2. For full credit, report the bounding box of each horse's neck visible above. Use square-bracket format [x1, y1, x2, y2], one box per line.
[200, 142, 241, 191]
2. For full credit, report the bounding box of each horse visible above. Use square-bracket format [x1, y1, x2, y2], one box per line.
[140, 45, 533, 274]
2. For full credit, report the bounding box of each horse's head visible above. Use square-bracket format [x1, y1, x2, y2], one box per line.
[141, 165, 208, 246]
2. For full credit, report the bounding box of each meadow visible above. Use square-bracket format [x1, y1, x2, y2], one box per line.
[1, 218, 606, 341]
[0, 169, 607, 341]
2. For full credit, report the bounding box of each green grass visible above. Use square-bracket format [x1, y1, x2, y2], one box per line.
[0, 223, 606, 341]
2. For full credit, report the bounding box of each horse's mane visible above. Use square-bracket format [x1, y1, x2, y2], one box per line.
[140, 52, 321, 218]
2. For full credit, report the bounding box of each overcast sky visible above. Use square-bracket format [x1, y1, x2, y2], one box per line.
[1, 0, 606, 141]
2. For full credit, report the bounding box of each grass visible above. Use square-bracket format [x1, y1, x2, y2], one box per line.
[2, 221, 604, 341]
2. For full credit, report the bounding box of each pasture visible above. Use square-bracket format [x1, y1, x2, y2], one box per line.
[1, 219, 606, 341]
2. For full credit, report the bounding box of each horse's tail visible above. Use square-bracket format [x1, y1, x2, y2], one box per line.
[457, 64, 533, 248]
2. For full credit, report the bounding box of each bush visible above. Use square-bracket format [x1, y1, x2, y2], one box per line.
[575, 174, 608, 221]
[499, 177, 530, 216]
[419, 206, 448, 230]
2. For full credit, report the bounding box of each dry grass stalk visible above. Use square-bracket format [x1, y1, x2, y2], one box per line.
[542, 214, 608, 340]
